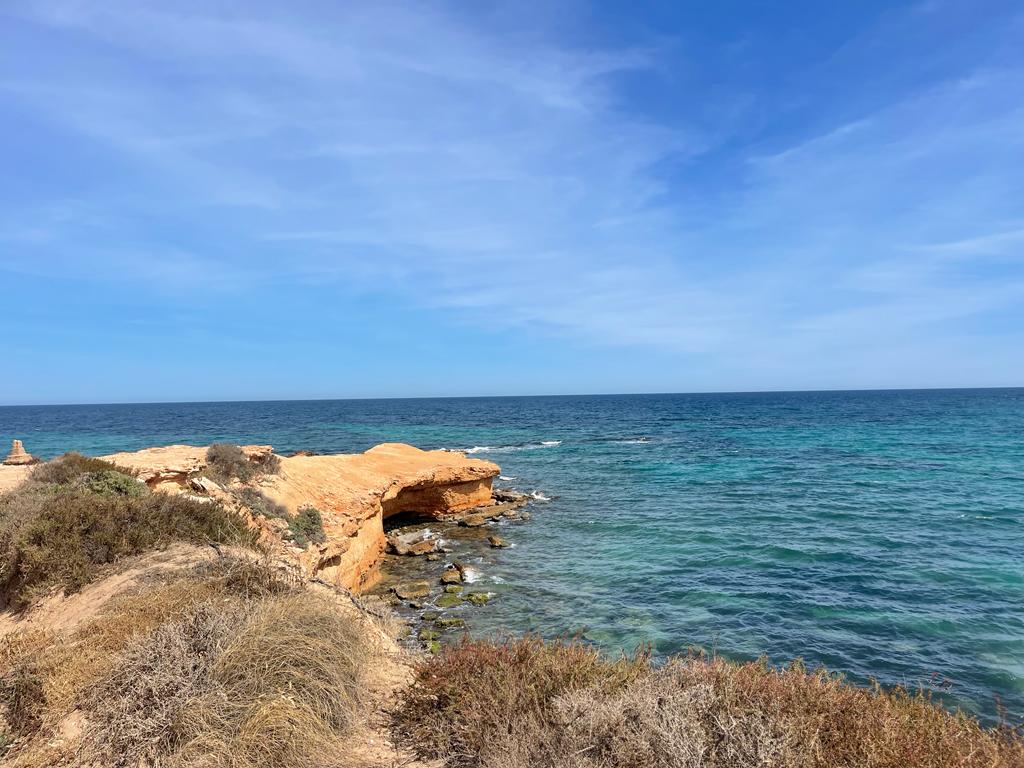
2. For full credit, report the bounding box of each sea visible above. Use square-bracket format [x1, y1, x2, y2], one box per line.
[2, 389, 1022, 722]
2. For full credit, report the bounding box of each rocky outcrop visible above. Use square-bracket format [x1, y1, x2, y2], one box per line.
[101, 444, 273, 492]
[99, 441, 499, 593]
[258, 443, 498, 591]
[3, 439, 34, 466]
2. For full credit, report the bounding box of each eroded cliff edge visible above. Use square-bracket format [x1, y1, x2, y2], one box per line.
[98, 442, 500, 591]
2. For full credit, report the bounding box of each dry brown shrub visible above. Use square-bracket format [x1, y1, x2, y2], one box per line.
[87, 601, 244, 766]
[65, 565, 372, 768]
[171, 591, 370, 768]
[394, 639, 1024, 768]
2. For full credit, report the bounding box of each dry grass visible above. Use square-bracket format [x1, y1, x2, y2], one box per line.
[394, 637, 1024, 768]
[0, 464, 259, 609]
[1, 555, 377, 768]
[167, 592, 371, 768]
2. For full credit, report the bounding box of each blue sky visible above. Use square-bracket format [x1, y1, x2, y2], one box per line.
[1, 0, 1022, 404]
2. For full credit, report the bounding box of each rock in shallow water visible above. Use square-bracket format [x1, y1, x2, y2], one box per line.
[437, 593, 463, 608]
[440, 567, 463, 584]
[488, 535, 508, 548]
[393, 581, 430, 600]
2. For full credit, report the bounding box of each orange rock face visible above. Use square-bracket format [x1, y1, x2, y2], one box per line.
[101, 441, 499, 592]
[101, 444, 274, 491]
[260, 443, 499, 591]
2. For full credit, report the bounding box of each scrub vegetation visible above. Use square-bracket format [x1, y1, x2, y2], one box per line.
[395, 637, 1024, 768]
[0, 454, 257, 610]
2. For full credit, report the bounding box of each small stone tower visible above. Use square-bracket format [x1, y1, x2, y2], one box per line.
[3, 439, 34, 466]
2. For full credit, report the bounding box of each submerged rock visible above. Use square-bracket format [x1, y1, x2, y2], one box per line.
[465, 592, 491, 606]
[437, 593, 463, 608]
[435, 617, 466, 629]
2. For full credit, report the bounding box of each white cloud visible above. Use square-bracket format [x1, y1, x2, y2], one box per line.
[3, 0, 1023, 386]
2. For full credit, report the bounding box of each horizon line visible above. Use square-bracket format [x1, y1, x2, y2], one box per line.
[2, 385, 1022, 409]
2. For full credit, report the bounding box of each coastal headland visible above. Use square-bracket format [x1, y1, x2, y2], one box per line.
[1, 439, 1020, 767]
[94, 441, 514, 592]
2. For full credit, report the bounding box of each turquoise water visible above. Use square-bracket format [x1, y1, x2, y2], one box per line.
[2, 389, 1022, 721]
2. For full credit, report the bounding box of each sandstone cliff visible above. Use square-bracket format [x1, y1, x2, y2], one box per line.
[101, 442, 499, 591]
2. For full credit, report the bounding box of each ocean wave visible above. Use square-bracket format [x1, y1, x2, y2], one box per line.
[499, 474, 517, 481]
[460, 441, 562, 454]
[530, 490, 552, 502]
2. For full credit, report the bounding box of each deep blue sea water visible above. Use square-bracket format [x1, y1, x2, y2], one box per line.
[2, 389, 1022, 721]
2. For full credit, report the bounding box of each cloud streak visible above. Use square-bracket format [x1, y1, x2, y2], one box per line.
[1, 0, 1023, 394]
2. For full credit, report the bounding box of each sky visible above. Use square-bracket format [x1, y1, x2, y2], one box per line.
[1, 0, 1023, 404]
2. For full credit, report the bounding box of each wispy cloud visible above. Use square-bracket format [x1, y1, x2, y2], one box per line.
[2, 0, 1023, 391]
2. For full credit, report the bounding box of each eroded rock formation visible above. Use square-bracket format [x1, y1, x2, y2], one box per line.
[259, 443, 499, 591]
[3, 439, 34, 466]
[101, 441, 500, 592]
[101, 444, 274, 492]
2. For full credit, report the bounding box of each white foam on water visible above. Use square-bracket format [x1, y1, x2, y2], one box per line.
[530, 491, 551, 502]
[540, 440, 562, 446]
[462, 567, 480, 583]
[499, 474, 517, 481]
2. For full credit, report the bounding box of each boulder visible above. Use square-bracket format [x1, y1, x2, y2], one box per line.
[3, 439, 34, 466]
[393, 581, 431, 600]
[440, 567, 463, 585]
[387, 529, 438, 556]
[488, 535, 508, 548]
[188, 476, 222, 494]
[493, 488, 530, 504]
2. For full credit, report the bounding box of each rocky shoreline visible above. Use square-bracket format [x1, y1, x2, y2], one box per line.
[364, 487, 534, 651]
[1, 438, 539, 651]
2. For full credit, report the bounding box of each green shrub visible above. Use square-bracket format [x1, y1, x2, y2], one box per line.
[290, 506, 326, 548]
[237, 487, 288, 520]
[206, 444, 280, 484]
[79, 470, 148, 498]
[206, 443, 256, 483]
[0, 485, 258, 610]
[30, 453, 131, 486]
